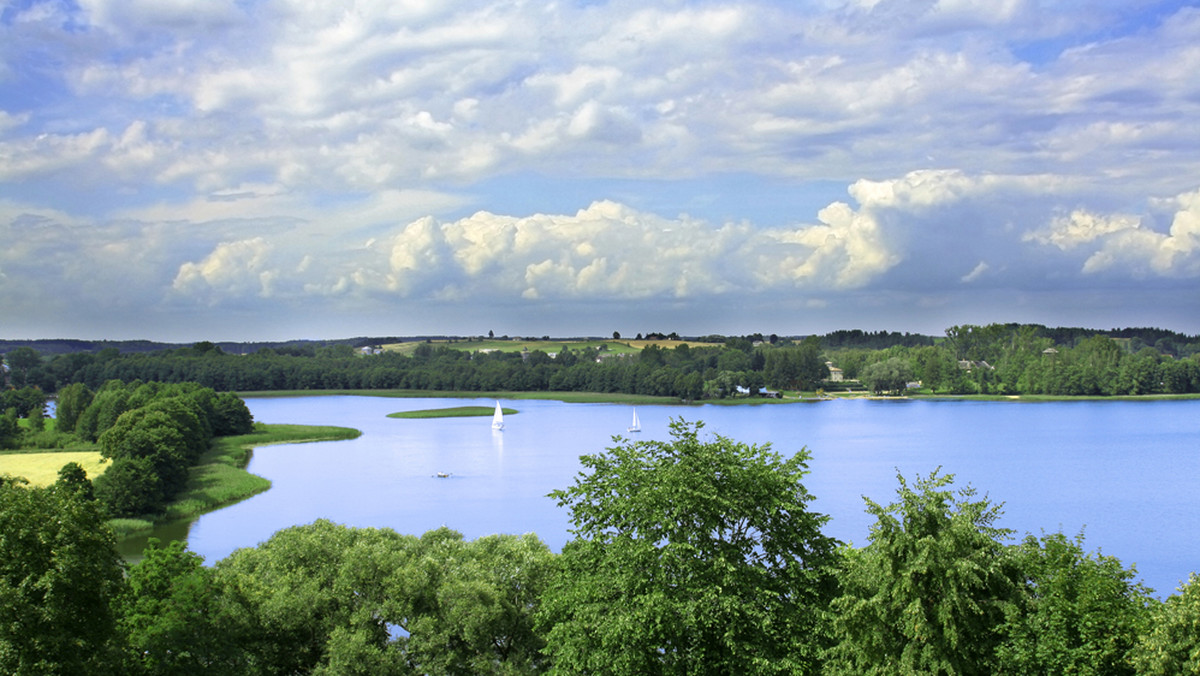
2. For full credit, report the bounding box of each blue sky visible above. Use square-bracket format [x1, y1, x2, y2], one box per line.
[3, 0, 1200, 341]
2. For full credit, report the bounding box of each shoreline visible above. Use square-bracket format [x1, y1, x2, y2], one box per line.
[237, 388, 1200, 405]
[109, 422, 360, 540]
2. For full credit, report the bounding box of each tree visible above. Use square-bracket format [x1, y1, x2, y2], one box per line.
[0, 473, 126, 675]
[827, 470, 1020, 675]
[116, 539, 238, 675]
[4, 347, 41, 387]
[859, 357, 914, 394]
[387, 528, 555, 675]
[214, 519, 394, 675]
[1131, 573, 1200, 675]
[213, 520, 552, 675]
[94, 456, 164, 517]
[55, 382, 93, 434]
[996, 531, 1152, 675]
[541, 420, 840, 674]
[0, 407, 18, 449]
[210, 391, 255, 436]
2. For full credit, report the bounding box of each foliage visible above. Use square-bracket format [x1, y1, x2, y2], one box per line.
[1131, 574, 1200, 675]
[542, 419, 839, 674]
[827, 470, 1020, 675]
[116, 539, 236, 675]
[0, 407, 18, 449]
[387, 527, 556, 675]
[996, 531, 1153, 675]
[859, 357, 915, 394]
[0, 472, 126, 675]
[55, 382, 94, 433]
[213, 520, 554, 675]
[762, 337, 828, 390]
[85, 382, 257, 517]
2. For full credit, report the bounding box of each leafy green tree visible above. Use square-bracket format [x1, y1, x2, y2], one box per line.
[859, 356, 914, 394]
[387, 527, 555, 675]
[763, 339, 828, 391]
[1131, 573, 1200, 675]
[996, 531, 1152, 675]
[541, 419, 839, 674]
[76, 381, 133, 442]
[211, 391, 255, 435]
[827, 470, 1020, 675]
[56, 461, 95, 501]
[0, 473, 126, 675]
[116, 539, 238, 675]
[4, 347, 41, 387]
[214, 520, 553, 675]
[93, 456, 164, 517]
[55, 382, 93, 433]
[214, 520, 386, 675]
[0, 407, 18, 449]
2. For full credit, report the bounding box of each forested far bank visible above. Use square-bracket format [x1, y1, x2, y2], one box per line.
[3, 323, 1200, 402]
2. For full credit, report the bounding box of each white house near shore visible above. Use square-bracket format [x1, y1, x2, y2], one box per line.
[825, 362, 844, 382]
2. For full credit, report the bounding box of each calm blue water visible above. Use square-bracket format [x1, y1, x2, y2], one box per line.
[176, 396, 1199, 596]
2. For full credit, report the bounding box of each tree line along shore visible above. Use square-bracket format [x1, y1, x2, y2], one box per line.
[3, 323, 1200, 403]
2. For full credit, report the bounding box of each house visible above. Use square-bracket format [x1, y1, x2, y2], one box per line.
[825, 362, 844, 382]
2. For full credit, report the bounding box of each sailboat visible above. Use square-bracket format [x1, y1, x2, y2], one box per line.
[492, 400, 505, 430]
[627, 408, 641, 433]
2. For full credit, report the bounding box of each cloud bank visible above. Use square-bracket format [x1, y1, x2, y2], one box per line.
[2, 1, 1200, 338]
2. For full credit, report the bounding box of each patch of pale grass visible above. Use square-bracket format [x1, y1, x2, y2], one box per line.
[0, 451, 108, 487]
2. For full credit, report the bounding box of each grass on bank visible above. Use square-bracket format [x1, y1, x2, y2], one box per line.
[108, 422, 360, 538]
[388, 406, 518, 419]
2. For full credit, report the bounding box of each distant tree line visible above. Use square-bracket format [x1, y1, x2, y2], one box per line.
[848, 324, 1200, 396]
[4, 324, 1200, 401]
[4, 421, 1199, 674]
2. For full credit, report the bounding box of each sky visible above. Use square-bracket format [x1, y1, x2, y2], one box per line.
[3, 0, 1200, 342]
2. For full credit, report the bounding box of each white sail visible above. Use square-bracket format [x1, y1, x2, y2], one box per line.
[492, 400, 505, 430]
[628, 408, 641, 433]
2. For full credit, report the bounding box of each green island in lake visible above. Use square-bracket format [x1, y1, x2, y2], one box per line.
[388, 405, 518, 419]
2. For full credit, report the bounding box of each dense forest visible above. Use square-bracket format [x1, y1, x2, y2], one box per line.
[3, 416, 1199, 674]
[4, 324, 1200, 400]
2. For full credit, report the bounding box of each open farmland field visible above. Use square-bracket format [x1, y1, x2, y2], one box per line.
[381, 337, 721, 355]
[0, 452, 107, 487]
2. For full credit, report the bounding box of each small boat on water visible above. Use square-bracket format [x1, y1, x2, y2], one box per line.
[492, 400, 505, 431]
[628, 408, 641, 433]
[435, 472, 451, 478]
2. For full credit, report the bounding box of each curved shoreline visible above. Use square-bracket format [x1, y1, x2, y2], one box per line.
[110, 422, 360, 540]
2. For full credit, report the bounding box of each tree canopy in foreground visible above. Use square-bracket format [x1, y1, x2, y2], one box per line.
[541, 419, 840, 674]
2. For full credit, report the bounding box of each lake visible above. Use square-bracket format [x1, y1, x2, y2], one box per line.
[131, 395, 1200, 596]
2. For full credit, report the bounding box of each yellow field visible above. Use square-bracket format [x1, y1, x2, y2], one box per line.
[381, 337, 721, 355]
[0, 452, 108, 487]
[622, 339, 721, 349]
